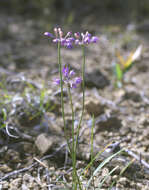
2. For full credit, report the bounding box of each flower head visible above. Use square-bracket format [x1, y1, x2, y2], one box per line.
[44, 28, 75, 49]
[54, 66, 82, 89]
[62, 66, 69, 77]
[74, 31, 99, 45]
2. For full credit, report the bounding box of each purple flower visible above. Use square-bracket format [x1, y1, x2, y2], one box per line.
[54, 66, 82, 88]
[74, 31, 99, 45]
[44, 32, 54, 38]
[44, 27, 74, 49]
[90, 36, 99, 43]
[69, 70, 75, 77]
[70, 82, 77, 88]
[54, 78, 60, 85]
[62, 66, 69, 77]
[66, 42, 73, 49]
[75, 77, 82, 84]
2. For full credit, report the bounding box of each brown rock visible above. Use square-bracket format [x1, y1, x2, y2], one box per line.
[4, 149, 20, 163]
[9, 178, 22, 189]
[0, 164, 12, 172]
[35, 133, 60, 155]
[85, 96, 105, 116]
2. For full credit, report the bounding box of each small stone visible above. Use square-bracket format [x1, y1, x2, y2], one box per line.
[23, 173, 33, 182]
[137, 183, 143, 188]
[119, 177, 128, 185]
[124, 90, 141, 102]
[4, 149, 20, 163]
[85, 69, 109, 89]
[120, 126, 130, 136]
[85, 96, 105, 116]
[113, 89, 125, 100]
[1, 181, 9, 189]
[35, 133, 59, 154]
[21, 184, 28, 190]
[0, 164, 12, 172]
[23, 142, 34, 153]
[112, 175, 118, 180]
[45, 112, 63, 135]
[22, 173, 35, 188]
[144, 186, 149, 190]
[96, 114, 122, 132]
[9, 178, 22, 189]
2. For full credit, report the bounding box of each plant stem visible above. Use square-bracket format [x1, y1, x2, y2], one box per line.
[67, 85, 77, 189]
[58, 42, 71, 153]
[91, 115, 95, 162]
[75, 45, 85, 151]
[90, 115, 95, 190]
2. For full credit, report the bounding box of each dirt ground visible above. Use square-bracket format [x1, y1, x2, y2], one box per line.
[0, 12, 149, 190]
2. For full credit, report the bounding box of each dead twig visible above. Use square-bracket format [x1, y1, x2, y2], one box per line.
[34, 157, 48, 168]
[0, 127, 86, 182]
[0, 140, 71, 182]
[0, 163, 36, 182]
[124, 148, 149, 169]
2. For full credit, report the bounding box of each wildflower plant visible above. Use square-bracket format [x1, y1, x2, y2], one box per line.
[44, 27, 98, 189]
[114, 45, 142, 88]
[44, 28, 74, 49]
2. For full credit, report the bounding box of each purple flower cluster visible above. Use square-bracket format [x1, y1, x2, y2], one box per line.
[44, 28, 75, 49]
[54, 66, 82, 88]
[44, 28, 99, 48]
[74, 31, 99, 45]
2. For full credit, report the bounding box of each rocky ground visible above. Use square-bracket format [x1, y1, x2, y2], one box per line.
[0, 12, 149, 190]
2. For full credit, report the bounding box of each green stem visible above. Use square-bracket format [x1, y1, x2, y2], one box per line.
[75, 45, 85, 151]
[67, 85, 77, 189]
[91, 115, 95, 162]
[90, 115, 95, 189]
[58, 42, 71, 153]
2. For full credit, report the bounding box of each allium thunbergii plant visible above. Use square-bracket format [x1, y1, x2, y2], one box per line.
[44, 27, 98, 189]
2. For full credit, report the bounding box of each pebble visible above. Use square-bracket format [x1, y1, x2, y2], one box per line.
[9, 178, 22, 189]
[85, 69, 109, 89]
[21, 184, 28, 190]
[85, 96, 105, 116]
[35, 133, 60, 154]
[0, 164, 12, 172]
[1, 181, 9, 189]
[119, 177, 128, 185]
[4, 149, 20, 163]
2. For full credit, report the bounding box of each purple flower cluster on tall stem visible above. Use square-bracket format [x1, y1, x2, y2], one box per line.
[74, 31, 99, 45]
[44, 28, 99, 189]
[44, 28, 75, 49]
[44, 28, 99, 48]
[54, 65, 82, 88]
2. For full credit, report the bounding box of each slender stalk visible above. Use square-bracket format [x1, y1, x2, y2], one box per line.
[90, 115, 95, 190]
[75, 170, 83, 190]
[67, 85, 77, 189]
[75, 45, 85, 150]
[90, 115, 95, 162]
[58, 42, 71, 153]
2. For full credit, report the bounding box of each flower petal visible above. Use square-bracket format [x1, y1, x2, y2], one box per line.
[54, 78, 60, 85]
[62, 66, 69, 77]
[69, 70, 75, 77]
[91, 36, 99, 43]
[44, 32, 53, 38]
[75, 77, 82, 84]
